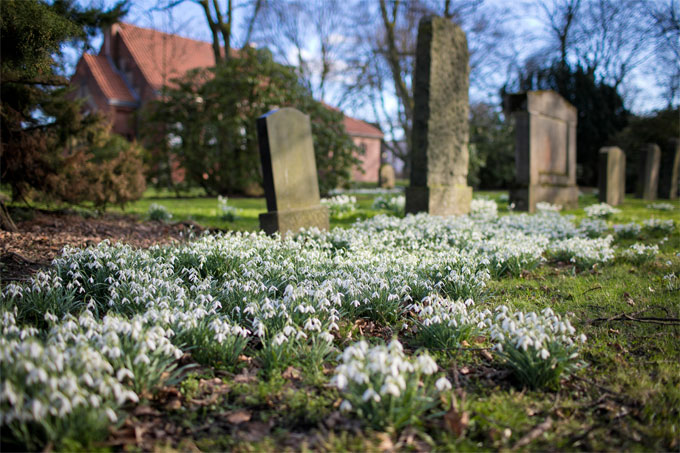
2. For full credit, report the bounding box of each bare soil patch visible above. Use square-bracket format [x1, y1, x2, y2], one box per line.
[0, 209, 203, 283]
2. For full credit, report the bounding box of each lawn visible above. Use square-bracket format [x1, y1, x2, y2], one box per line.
[1, 190, 679, 451]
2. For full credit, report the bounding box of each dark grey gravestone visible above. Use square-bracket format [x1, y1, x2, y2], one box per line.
[257, 108, 329, 237]
[659, 138, 679, 199]
[405, 16, 472, 216]
[598, 147, 625, 206]
[504, 90, 579, 212]
[636, 143, 661, 201]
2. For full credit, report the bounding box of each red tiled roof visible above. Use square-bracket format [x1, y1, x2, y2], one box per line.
[115, 22, 226, 92]
[343, 115, 384, 139]
[89, 22, 383, 139]
[323, 102, 383, 139]
[81, 54, 135, 103]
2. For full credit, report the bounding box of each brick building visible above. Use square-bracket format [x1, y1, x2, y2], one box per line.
[71, 22, 383, 183]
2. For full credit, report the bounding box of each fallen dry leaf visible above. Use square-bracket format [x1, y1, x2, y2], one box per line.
[376, 432, 395, 452]
[164, 398, 182, 411]
[239, 420, 271, 442]
[132, 405, 161, 417]
[444, 403, 470, 438]
[282, 366, 302, 380]
[480, 349, 494, 361]
[225, 409, 252, 425]
[233, 368, 258, 384]
[237, 354, 253, 363]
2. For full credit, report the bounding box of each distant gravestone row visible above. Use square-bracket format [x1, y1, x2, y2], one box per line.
[597, 140, 679, 204]
[254, 16, 678, 237]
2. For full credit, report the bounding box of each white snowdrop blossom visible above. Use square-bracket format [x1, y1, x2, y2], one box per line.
[372, 195, 405, 214]
[470, 198, 498, 219]
[647, 202, 674, 211]
[435, 377, 453, 391]
[643, 218, 675, 233]
[321, 195, 357, 217]
[584, 203, 620, 218]
[622, 243, 659, 264]
[613, 222, 642, 238]
[536, 202, 562, 213]
[332, 339, 451, 430]
[547, 235, 616, 269]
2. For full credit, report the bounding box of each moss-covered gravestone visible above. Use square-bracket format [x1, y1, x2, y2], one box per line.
[257, 108, 329, 237]
[504, 90, 579, 212]
[598, 147, 625, 206]
[636, 143, 661, 201]
[659, 138, 679, 200]
[405, 16, 472, 216]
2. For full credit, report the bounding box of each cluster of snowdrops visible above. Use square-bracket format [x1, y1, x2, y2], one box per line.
[1, 202, 672, 445]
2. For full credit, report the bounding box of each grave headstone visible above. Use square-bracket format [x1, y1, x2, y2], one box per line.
[635, 143, 661, 201]
[379, 164, 396, 189]
[504, 90, 579, 212]
[405, 16, 472, 216]
[658, 138, 680, 200]
[257, 107, 329, 237]
[598, 146, 625, 206]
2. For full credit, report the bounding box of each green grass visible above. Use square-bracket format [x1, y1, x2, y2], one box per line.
[8, 185, 678, 231]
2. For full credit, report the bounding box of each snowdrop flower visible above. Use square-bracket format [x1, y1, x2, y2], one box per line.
[362, 388, 381, 402]
[435, 377, 452, 392]
[417, 354, 438, 375]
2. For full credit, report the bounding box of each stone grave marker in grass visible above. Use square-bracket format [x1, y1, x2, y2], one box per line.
[598, 146, 625, 206]
[658, 138, 679, 200]
[636, 143, 661, 201]
[257, 107, 329, 237]
[379, 163, 396, 189]
[504, 90, 579, 212]
[405, 16, 472, 216]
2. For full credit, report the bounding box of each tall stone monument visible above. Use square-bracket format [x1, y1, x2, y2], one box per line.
[405, 16, 472, 216]
[504, 90, 579, 212]
[598, 147, 625, 206]
[635, 143, 661, 200]
[658, 138, 680, 199]
[257, 108, 329, 237]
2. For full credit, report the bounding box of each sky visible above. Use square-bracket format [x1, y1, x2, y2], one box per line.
[74, 0, 673, 139]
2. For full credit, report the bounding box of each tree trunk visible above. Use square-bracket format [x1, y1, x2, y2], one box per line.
[0, 200, 18, 232]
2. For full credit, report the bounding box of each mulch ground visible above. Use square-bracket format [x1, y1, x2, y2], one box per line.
[1, 209, 205, 284]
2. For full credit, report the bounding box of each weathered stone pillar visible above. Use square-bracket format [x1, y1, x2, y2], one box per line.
[257, 108, 329, 237]
[405, 16, 472, 216]
[598, 146, 625, 206]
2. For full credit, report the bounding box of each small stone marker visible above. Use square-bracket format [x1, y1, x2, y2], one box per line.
[636, 143, 661, 200]
[257, 107, 329, 237]
[598, 146, 625, 206]
[405, 16, 472, 216]
[658, 138, 679, 199]
[504, 90, 579, 212]
[379, 164, 396, 189]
